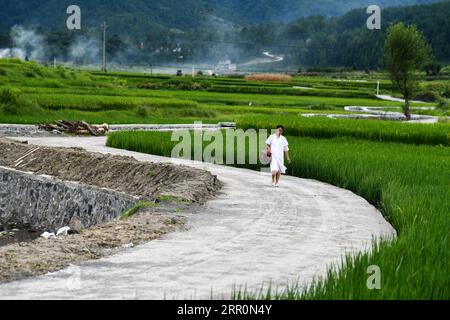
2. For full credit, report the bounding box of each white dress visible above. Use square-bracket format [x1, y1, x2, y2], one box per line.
[266, 134, 289, 174]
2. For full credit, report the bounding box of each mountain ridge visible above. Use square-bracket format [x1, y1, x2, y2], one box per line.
[0, 0, 443, 34]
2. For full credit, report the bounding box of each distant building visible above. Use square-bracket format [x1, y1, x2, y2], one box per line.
[216, 60, 237, 72]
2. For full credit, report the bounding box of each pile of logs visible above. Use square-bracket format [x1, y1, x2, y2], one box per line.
[38, 120, 109, 136]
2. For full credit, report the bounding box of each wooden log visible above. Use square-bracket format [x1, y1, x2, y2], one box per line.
[76, 129, 90, 135]
[39, 120, 109, 136]
[54, 120, 72, 130]
[79, 121, 99, 136]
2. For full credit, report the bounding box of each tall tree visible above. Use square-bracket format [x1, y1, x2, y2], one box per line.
[384, 22, 431, 120]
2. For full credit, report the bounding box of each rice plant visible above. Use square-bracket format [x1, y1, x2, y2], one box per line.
[107, 131, 450, 299]
[238, 115, 450, 146]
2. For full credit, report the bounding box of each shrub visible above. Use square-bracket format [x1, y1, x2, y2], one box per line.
[27, 63, 47, 77]
[0, 88, 41, 115]
[442, 88, 450, 98]
[39, 79, 64, 88]
[135, 105, 149, 118]
[158, 78, 211, 90]
[0, 88, 19, 106]
[24, 71, 36, 78]
[309, 103, 336, 111]
[437, 98, 450, 110]
[176, 108, 216, 118]
[414, 91, 440, 102]
[440, 65, 450, 75]
[225, 74, 245, 79]
[5, 99, 41, 115]
[137, 82, 158, 89]
[424, 63, 442, 76]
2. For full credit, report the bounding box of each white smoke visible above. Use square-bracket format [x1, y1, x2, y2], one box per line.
[69, 36, 100, 64]
[0, 48, 26, 59]
[2, 25, 47, 60]
[0, 25, 102, 65]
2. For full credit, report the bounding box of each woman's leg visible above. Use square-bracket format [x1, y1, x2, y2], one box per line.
[275, 172, 281, 185]
[270, 160, 279, 186]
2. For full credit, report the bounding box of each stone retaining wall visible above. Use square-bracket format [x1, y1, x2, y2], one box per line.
[0, 166, 138, 231]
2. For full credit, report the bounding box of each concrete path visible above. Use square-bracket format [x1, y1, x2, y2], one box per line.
[344, 106, 440, 123]
[302, 106, 444, 124]
[0, 136, 395, 300]
[376, 94, 425, 103]
[0, 122, 235, 137]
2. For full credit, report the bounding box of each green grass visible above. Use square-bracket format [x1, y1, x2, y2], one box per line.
[157, 195, 189, 203]
[238, 115, 450, 146]
[0, 103, 222, 125]
[119, 201, 158, 220]
[164, 89, 420, 108]
[0, 59, 440, 126]
[1, 58, 449, 299]
[22, 93, 199, 111]
[106, 130, 450, 299]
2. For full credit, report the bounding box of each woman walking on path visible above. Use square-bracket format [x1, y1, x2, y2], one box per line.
[266, 125, 292, 187]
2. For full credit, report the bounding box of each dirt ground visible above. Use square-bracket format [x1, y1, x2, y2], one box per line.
[0, 204, 190, 282]
[0, 138, 222, 203]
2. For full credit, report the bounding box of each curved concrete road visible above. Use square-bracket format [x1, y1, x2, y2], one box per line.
[0, 137, 395, 299]
[375, 94, 425, 103]
[303, 106, 444, 124]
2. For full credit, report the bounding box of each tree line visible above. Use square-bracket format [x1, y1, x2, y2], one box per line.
[0, 1, 448, 68]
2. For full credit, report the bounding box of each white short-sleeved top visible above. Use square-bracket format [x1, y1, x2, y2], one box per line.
[266, 134, 289, 153]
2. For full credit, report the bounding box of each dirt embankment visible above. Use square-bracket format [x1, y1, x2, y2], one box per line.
[0, 139, 222, 204]
[0, 138, 222, 282]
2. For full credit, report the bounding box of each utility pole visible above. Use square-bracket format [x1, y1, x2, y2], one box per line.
[101, 22, 107, 72]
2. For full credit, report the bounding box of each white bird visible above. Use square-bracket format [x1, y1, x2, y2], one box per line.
[40, 232, 56, 239]
[56, 226, 71, 237]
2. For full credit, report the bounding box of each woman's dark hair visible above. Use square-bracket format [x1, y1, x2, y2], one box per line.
[276, 125, 285, 131]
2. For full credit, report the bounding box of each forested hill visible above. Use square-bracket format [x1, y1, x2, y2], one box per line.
[0, 0, 448, 68]
[207, 0, 443, 23]
[0, 0, 442, 34]
[274, 1, 450, 68]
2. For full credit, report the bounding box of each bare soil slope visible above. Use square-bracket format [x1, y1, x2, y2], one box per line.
[0, 139, 222, 203]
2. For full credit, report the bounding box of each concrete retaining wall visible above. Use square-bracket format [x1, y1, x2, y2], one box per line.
[0, 124, 52, 137]
[0, 166, 138, 231]
[0, 122, 236, 137]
